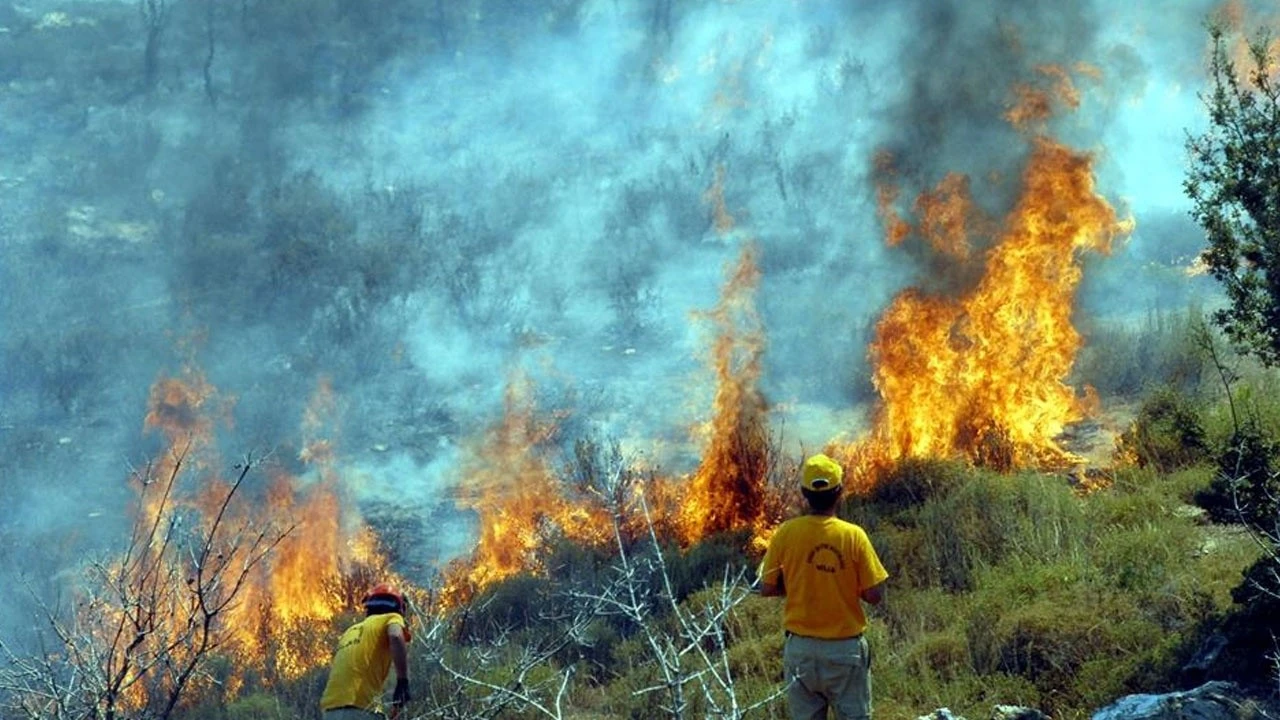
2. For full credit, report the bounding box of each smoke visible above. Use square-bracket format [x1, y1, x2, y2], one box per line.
[0, 0, 1235, 628]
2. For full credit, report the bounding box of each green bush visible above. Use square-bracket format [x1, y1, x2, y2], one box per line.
[866, 458, 971, 520]
[225, 693, 293, 720]
[1197, 422, 1280, 525]
[1117, 387, 1210, 472]
[458, 572, 555, 641]
[910, 471, 1088, 592]
[1074, 310, 1206, 398]
[658, 529, 754, 603]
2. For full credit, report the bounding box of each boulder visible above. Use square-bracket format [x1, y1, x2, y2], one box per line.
[917, 709, 965, 720]
[1091, 681, 1261, 720]
[916, 706, 1049, 720]
[992, 705, 1050, 720]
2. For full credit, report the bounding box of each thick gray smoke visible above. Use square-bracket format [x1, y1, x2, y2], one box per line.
[0, 0, 1229, 634]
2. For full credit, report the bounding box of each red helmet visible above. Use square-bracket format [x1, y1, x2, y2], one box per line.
[362, 584, 406, 614]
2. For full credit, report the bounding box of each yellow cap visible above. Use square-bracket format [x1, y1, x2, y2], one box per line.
[801, 454, 843, 492]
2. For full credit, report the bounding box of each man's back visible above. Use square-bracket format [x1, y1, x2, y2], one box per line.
[763, 514, 885, 639]
[758, 454, 888, 720]
[321, 612, 405, 712]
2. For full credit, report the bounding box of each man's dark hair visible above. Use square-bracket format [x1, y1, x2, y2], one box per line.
[802, 486, 842, 513]
[363, 595, 404, 617]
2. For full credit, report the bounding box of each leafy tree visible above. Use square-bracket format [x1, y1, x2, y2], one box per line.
[1185, 26, 1280, 366]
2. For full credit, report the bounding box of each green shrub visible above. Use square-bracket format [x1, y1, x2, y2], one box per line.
[225, 692, 292, 720]
[1197, 422, 1280, 525]
[867, 458, 972, 520]
[1117, 387, 1210, 472]
[659, 529, 754, 602]
[910, 471, 1087, 592]
[1075, 310, 1207, 398]
[1096, 522, 1194, 591]
[458, 573, 554, 641]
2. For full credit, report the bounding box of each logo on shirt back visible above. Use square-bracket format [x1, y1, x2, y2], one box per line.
[806, 543, 846, 574]
[334, 624, 364, 655]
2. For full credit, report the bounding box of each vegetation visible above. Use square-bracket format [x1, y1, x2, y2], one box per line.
[6, 6, 1280, 720]
[0, 449, 293, 720]
[1186, 25, 1280, 367]
[8, 311, 1274, 719]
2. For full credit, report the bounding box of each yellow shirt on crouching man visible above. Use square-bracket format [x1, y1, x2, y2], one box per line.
[321, 612, 410, 712]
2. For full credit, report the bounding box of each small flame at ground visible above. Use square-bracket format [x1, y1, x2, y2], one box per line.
[441, 374, 613, 607]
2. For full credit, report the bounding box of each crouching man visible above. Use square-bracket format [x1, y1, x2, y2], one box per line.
[320, 584, 412, 719]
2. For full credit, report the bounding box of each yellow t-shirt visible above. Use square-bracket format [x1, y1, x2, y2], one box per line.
[320, 612, 407, 711]
[759, 515, 888, 639]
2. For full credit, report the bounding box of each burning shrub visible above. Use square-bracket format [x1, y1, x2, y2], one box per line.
[0, 451, 294, 720]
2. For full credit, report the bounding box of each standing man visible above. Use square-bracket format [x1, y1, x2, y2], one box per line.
[320, 584, 413, 719]
[758, 454, 888, 720]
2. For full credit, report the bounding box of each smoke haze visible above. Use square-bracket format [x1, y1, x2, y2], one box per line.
[0, 0, 1234, 630]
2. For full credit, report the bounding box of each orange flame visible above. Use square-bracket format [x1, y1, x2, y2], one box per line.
[851, 136, 1128, 476]
[441, 374, 612, 606]
[1212, 0, 1280, 81]
[438, 247, 788, 599]
[913, 172, 976, 261]
[1005, 64, 1081, 131]
[677, 246, 773, 545]
[704, 164, 737, 235]
[873, 150, 912, 247]
[86, 368, 404, 710]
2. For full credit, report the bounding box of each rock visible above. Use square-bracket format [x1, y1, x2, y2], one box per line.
[917, 704, 1050, 720]
[1091, 681, 1259, 720]
[918, 709, 965, 720]
[1181, 633, 1229, 685]
[992, 705, 1050, 720]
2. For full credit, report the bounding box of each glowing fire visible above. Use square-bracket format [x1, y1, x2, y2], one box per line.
[913, 172, 976, 261]
[441, 373, 613, 606]
[677, 246, 774, 545]
[89, 366, 403, 712]
[442, 245, 785, 599]
[1005, 64, 1081, 131]
[82, 57, 1138, 700]
[873, 150, 912, 248]
[1214, 0, 1280, 79]
[851, 136, 1129, 475]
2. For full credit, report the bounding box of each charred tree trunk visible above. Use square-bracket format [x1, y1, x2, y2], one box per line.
[140, 0, 169, 94]
[203, 0, 217, 107]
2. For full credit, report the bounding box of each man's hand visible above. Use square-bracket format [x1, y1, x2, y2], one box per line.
[393, 677, 411, 706]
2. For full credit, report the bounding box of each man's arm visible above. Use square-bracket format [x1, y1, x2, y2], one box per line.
[388, 623, 409, 678]
[860, 581, 884, 606]
[388, 623, 410, 717]
[757, 535, 785, 597]
[759, 571, 785, 597]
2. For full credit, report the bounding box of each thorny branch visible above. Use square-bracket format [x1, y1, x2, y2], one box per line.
[0, 445, 293, 720]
